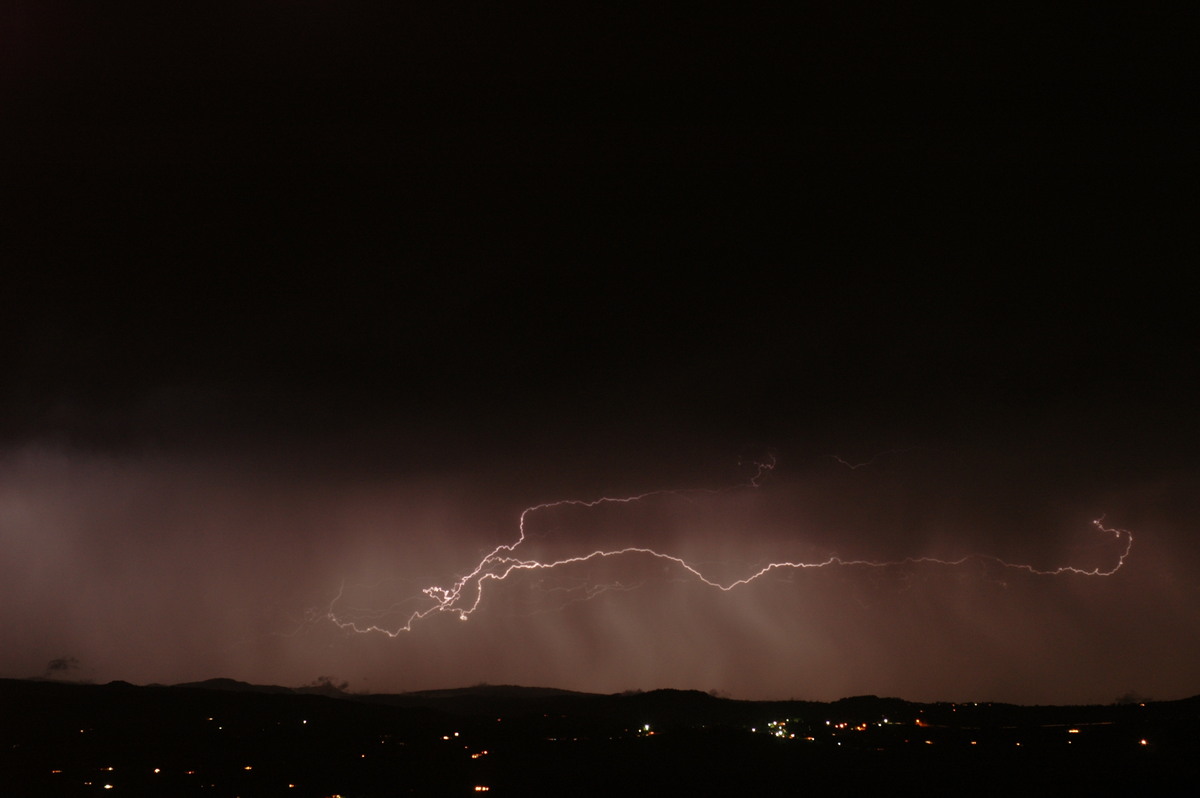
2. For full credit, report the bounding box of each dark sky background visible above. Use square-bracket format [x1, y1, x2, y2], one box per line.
[3, 4, 1197, 703]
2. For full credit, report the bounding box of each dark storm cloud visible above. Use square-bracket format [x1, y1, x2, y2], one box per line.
[2, 3, 1195, 703]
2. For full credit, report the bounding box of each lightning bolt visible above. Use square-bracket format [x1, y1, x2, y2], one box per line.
[322, 457, 1133, 636]
[830, 447, 921, 470]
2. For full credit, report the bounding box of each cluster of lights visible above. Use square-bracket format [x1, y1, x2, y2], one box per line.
[35, 716, 1160, 794]
[824, 719, 889, 731]
[637, 723, 655, 737]
[767, 720, 796, 739]
[51, 761, 301, 792]
[37, 674, 1166, 795]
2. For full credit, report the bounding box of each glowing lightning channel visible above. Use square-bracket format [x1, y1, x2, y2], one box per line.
[323, 458, 1133, 637]
[831, 447, 920, 470]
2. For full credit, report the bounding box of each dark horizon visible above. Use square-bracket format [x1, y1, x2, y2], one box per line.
[7, 676, 1195, 796]
[18, 674, 1177, 704]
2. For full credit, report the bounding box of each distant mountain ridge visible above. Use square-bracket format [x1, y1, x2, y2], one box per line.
[172, 677, 297, 694]
[15, 676, 1200, 712]
[18, 672, 1200, 710]
[3, 677, 1198, 795]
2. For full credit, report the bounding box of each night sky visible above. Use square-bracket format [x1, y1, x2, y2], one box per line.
[3, 5, 1197, 704]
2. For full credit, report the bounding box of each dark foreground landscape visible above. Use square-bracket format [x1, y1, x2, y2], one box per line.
[2, 679, 1197, 797]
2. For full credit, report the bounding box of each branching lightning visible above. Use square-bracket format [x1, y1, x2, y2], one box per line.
[323, 457, 1134, 636]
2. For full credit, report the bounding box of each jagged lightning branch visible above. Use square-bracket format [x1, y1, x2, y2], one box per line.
[323, 458, 1133, 636]
[831, 448, 918, 470]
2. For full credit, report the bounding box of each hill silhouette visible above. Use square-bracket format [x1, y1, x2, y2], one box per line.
[3, 678, 1198, 795]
